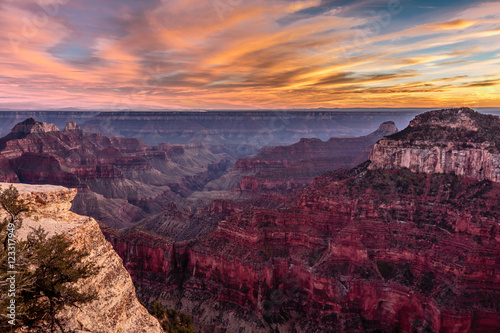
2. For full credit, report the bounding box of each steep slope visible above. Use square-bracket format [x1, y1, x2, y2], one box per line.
[206, 121, 398, 193]
[0, 183, 162, 332]
[139, 122, 398, 241]
[105, 108, 499, 332]
[370, 108, 500, 181]
[0, 118, 230, 228]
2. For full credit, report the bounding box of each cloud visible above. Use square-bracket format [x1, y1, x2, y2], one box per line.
[462, 79, 500, 87]
[424, 19, 477, 31]
[0, 0, 499, 109]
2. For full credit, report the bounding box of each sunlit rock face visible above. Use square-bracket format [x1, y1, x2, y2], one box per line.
[8, 117, 59, 138]
[0, 183, 162, 333]
[370, 108, 500, 182]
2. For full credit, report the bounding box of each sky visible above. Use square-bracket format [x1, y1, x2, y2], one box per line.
[0, 0, 499, 110]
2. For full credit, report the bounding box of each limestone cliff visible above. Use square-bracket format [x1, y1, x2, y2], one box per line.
[369, 108, 500, 182]
[0, 183, 162, 333]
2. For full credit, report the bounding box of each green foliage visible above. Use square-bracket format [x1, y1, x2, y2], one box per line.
[0, 186, 100, 332]
[148, 301, 197, 333]
[0, 185, 28, 221]
[19, 227, 100, 331]
[0, 185, 28, 250]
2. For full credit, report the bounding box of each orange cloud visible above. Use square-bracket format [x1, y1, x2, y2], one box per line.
[0, 0, 499, 110]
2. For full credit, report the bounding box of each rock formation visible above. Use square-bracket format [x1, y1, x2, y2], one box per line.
[370, 108, 500, 182]
[107, 165, 500, 332]
[105, 108, 499, 332]
[0, 118, 230, 228]
[2, 109, 499, 332]
[8, 117, 59, 138]
[0, 182, 162, 332]
[79, 111, 418, 147]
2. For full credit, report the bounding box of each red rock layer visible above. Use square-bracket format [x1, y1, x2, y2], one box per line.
[106, 164, 500, 332]
[370, 108, 500, 182]
[0, 118, 230, 228]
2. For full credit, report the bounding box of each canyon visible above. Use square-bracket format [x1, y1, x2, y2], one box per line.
[0, 108, 498, 332]
[103, 108, 500, 332]
[207, 121, 398, 193]
[0, 118, 230, 228]
[0, 110, 422, 151]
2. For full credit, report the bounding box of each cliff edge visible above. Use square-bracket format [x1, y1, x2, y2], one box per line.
[369, 107, 500, 181]
[0, 183, 162, 333]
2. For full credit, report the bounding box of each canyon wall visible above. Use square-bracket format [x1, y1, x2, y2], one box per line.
[106, 166, 500, 332]
[0, 118, 230, 228]
[206, 121, 398, 193]
[105, 108, 500, 332]
[370, 108, 500, 182]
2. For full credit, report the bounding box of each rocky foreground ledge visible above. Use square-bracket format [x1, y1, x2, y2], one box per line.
[0, 183, 162, 333]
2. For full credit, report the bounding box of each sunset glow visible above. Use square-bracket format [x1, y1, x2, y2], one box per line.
[1, 0, 499, 110]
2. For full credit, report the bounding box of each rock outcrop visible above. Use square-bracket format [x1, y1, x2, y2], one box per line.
[107, 165, 500, 333]
[8, 117, 59, 138]
[369, 108, 500, 182]
[0, 183, 162, 333]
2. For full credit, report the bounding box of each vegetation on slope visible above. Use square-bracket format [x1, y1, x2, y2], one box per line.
[386, 108, 500, 151]
[149, 301, 197, 333]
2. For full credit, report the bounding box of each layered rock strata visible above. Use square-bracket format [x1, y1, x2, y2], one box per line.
[106, 165, 500, 332]
[0, 118, 230, 228]
[206, 121, 398, 193]
[105, 108, 500, 332]
[370, 108, 500, 182]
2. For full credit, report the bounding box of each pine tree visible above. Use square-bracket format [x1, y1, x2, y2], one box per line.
[18, 227, 100, 332]
[0, 185, 28, 250]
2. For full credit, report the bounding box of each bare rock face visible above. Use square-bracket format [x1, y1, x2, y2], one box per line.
[369, 108, 500, 182]
[0, 183, 162, 333]
[106, 166, 500, 332]
[64, 121, 83, 134]
[103, 110, 500, 332]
